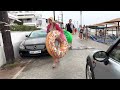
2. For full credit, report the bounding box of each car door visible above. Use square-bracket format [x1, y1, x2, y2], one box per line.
[93, 42, 120, 79]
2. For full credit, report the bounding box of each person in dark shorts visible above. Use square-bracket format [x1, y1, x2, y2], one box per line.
[79, 25, 83, 39]
[83, 25, 86, 39]
[65, 19, 75, 49]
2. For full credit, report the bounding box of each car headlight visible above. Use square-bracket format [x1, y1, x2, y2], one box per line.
[19, 41, 25, 50]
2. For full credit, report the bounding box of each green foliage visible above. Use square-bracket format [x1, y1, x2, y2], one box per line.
[10, 25, 40, 31]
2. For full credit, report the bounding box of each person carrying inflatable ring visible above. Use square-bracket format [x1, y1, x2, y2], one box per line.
[46, 17, 68, 68]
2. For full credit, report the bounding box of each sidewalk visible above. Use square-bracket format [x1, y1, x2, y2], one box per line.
[0, 59, 31, 79]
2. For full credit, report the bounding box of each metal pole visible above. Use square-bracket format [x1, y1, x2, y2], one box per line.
[117, 22, 119, 36]
[61, 11, 63, 28]
[112, 28, 113, 35]
[77, 21, 78, 29]
[58, 16, 59, 22]
[53, 11, 55, 20]
[104, 24, 107, 43]
[61, 11, 63, 22]
[80, 11, 82, 26]
[95, 28, 97, 36]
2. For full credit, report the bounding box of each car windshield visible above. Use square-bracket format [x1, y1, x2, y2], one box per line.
[29, 30, 47, 38]
[109, 42, 120, 62]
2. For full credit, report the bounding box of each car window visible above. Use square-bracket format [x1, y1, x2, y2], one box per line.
[109, 43, 120, 62]
[29, 30, 47, 38]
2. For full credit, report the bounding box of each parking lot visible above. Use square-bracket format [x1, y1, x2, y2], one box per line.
[13, 33, 109, 79]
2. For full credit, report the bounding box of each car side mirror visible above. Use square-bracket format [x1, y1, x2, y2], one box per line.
[93, 51, 108, 62]
[25, 35, 29, 37]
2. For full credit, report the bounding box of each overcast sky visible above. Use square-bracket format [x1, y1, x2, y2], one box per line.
[36, 11, 120, 28]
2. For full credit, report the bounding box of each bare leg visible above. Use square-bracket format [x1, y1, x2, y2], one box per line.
[52, 40, 60, 68]
[52, 58, 59, 68]
[52, 59, 57, 68]
[56, 59, 60, 63]
[69, 42, 72, 49]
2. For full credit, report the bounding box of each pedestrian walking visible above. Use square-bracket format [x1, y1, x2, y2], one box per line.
[85, 26, 89, 40]
[83, 25, 86, 39]
[79, 25, 83, 39]
[47, 17, 67, 68]
[65, 19, 75, 49]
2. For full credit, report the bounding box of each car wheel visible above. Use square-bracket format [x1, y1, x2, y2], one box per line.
[86, 61, 95, 79]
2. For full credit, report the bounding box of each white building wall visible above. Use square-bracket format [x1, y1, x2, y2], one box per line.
[0, 33, 6, 67]
[0, 46, 6, 67]
[0, 31, 31, 67]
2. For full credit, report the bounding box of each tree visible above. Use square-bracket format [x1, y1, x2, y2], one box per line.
[0, 11, 15, 64]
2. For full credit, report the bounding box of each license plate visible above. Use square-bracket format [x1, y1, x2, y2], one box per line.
[29, 50, 41, 54]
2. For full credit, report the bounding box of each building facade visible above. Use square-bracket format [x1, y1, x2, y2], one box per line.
[8, 11, 47, 28]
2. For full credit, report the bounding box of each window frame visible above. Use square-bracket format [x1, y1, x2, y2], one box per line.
[109, 43, 120, 62]
[29, 30, 47, 38]
[107, 37, 120, 63]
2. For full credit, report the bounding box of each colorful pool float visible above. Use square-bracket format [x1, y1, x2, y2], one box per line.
[64, 29, 73, 43]
[46, 30, 68, 59]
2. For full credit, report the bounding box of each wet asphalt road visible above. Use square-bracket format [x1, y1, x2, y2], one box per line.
[16, 33, 109, 79]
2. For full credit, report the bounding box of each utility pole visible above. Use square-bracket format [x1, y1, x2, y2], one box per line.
[77, 21, 78, 29]
[53, 11, 55, 20]
[61, 11, 63, 28]
[0, 11, 15, 64]
[80, 11, 82, 26]
[58, 16, 59, 22]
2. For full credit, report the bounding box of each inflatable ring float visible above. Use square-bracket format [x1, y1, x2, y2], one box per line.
[64, 29, 73, 43]
[46, 30, 68, 59]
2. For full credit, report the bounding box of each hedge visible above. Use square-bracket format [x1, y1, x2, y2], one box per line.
[10, 25, 40, 31]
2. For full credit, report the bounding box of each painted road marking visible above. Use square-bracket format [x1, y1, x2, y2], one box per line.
[11, 60, 32, 79]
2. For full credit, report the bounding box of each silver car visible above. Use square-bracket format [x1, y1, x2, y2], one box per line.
[19, 30, 48, 57]
[86, 37, 120, 79]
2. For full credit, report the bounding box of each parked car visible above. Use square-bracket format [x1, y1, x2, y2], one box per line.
[86, 37, 120, 79]
[19, 30, 48, 57]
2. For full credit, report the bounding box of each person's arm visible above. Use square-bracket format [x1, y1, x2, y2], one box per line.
[72, 24, 75, 34]
[47, 25, 50, 33]
[55, 23, 64, 33]
[55, 23, 66, 41]
[73, 24, 75, 29]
